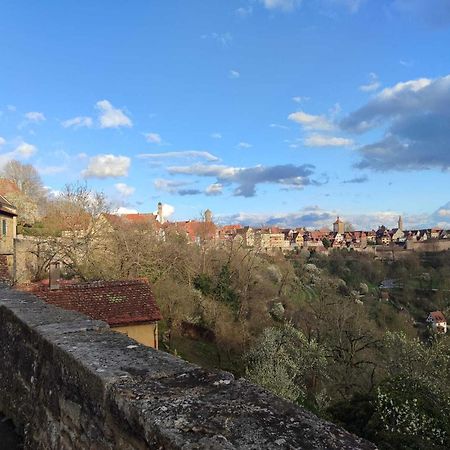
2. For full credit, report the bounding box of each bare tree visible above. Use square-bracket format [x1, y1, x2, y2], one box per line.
[1, 160, 46, 199]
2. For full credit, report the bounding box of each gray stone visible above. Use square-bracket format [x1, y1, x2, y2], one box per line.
[0, 287, 376, 449]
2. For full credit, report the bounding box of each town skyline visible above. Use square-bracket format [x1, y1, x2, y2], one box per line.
[1, 1, 450, 230]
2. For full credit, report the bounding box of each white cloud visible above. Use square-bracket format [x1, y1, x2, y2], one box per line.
[115, 206, 139, 215]
[25, 111, 46, 122]
[261, 0, 302, 11]
[304, 134, 354, 147]
[0, 137, 5, 146]
[341, 74, 450, 170]
[145, 132, 162, 144]
[138, 151, 219, 162]
[359, 72, 381, 92]
[62, 116, 93, 128]
[211, 132, 222, 139]
[206, 183, 223, 196]
[0, 140, 38, 169]
[229, 70, 240, 79]
[237, 142, 252, 149]
[115, 183, 135, 197]
[83, 154, 131, 178]
[96, 100, 132, 128]
[153, 203, 175, 219]
[16, 142, 37, 158]
[378, 78, 431, 100]
[288, 110, 334, 130]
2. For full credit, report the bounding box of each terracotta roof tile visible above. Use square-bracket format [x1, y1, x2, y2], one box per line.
[0, 179, 21, 195]
[19, 279, 162, 326]
[430, 311, 446, 323]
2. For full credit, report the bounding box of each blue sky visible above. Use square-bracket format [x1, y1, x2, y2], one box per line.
[1, 0, 450, 229]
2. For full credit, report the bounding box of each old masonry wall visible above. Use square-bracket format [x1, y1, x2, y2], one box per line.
[0, 287, 375, 449]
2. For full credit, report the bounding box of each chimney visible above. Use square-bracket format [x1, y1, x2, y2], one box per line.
[49, 262, 61, 290]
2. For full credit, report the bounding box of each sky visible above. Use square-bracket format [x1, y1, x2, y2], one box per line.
[1, 0, 450, 229]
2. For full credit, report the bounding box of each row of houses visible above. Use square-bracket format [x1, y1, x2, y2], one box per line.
[102, 208, 450, 254]
[213, 216, 450, 254]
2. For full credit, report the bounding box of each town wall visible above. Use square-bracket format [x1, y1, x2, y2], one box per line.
[0, 287, 375, 449]
[406, 239, 450, 252]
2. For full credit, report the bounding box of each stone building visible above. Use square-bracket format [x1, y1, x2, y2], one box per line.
[0, 194, 18, 281]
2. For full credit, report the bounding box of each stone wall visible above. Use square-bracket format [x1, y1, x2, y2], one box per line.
[0, 288, 375, 449]
[406, 239, 450, 252]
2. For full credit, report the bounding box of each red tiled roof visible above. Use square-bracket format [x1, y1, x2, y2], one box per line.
[0, 179, 21, 195]
[104, 213, 158, 226]
[220, 224, 243, 232]
[19, 279, 162, 326]
[430, 311, 446, 323]
[170, 220, 217, 241]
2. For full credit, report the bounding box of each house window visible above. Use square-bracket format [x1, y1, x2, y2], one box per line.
[2, 220, 6, 236]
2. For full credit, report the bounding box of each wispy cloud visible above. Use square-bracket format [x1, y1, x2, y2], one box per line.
[342, 175, 368, 184]
[260, 0, 302, 12]
[229, 70, 240, 79]
[236, 6, 253, 17]
[15, 142, 37, 157]
[168, 162, 319, 197]
[61, 116, 93, 129]
[25, 111, 46, 123]
[115, 183, 135, 197]
[201, 32, 232, 46]
[237, 142, 252, 149]
[206, 183, 223, 196]
[304, 134, 353, 147]
[138, 151, 219, 162]
[288, 110, 334, 130]
[359, 72, 381, 92]
[211, 132, 222, 139]
[292, 96, 309, 103]
[153, 178, 199, 196]
[269, 123, 289, 130]
[144, 132, 163, 144]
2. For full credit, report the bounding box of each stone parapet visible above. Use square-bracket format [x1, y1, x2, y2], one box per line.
[0, 288, 375, 449]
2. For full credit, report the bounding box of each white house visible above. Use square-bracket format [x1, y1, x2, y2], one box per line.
[427, 311, 447, 334]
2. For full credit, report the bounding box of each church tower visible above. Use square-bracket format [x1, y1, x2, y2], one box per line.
[204, 209, 213, 223]
[157, 202, 165, 224]
[333, 216, 344, 234]
[398, 215, 403, 231]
